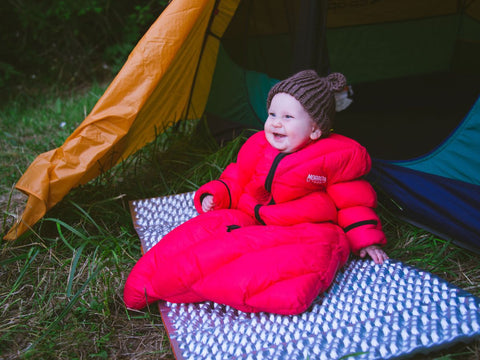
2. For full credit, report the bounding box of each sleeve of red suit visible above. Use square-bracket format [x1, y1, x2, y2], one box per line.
[326, 179, 386, 254]
[194, 132, 265, 213]
[247, 192, 338, 226]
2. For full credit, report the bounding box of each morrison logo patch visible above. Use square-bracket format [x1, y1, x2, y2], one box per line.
[306, 174, 327, 185]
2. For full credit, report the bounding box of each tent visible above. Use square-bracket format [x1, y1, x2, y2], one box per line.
[5, 0, 480, 252]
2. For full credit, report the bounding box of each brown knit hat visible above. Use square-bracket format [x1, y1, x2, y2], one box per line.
[266, 70, 347, 136]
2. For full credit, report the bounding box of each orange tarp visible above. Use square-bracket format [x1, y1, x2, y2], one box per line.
[5, 0, 240, 240]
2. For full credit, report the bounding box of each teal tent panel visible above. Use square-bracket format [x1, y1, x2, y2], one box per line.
[206, 45, 260, 128]
[245, 70, 278, 123]
[206, 44, 277, 128]
[393, 95, 480, 186]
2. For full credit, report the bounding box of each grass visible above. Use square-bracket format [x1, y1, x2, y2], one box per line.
[0, 83, 479, 359]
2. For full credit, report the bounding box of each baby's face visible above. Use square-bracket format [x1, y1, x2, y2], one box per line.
[264, 93, 321, 153]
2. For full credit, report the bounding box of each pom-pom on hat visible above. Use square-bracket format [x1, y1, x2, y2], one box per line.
[266, 70, 347, 135]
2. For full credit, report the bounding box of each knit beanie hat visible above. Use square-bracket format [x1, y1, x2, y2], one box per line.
[266, 70, 347, 135]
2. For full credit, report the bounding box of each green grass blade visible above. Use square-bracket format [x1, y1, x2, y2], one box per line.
[66, 243, 86, 298]
[0, 247, 39, 307]
[25, 264, 104, 353]
[69, 200, 105, 234]
[44, 217, 90, 243]
[55, 222, 75, 251]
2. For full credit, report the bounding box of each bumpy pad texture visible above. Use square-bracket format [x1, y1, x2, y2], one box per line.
[130, 193, 480, 360]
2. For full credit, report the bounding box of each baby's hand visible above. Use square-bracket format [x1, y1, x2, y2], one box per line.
[201, 195, 215, 213]
[359, 245, 389, 265]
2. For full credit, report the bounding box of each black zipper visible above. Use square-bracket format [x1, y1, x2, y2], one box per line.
[265, 153, 289, 192]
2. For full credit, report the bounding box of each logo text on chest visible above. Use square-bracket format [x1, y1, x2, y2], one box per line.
[306, 174, 327, 185]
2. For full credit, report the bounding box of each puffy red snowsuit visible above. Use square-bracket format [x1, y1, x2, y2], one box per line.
[124, 131, 386, 315]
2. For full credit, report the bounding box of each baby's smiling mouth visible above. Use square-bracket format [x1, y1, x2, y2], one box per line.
[273, 132, 286, 139]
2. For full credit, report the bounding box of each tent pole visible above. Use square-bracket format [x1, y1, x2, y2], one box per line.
[291, 0, 330, 76]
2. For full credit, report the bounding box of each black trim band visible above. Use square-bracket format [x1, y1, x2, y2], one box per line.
[344, 220, 378, 233]
[227, 225, 241, 232]
[217, 179, 232, 209]
[199, 193, 211, 203]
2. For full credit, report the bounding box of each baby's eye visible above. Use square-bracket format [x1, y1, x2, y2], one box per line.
[285, 115, 293, 119]
[269, 112, 276, 117]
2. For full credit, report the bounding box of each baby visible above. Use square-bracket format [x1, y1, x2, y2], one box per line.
[124, 70, 388, 315]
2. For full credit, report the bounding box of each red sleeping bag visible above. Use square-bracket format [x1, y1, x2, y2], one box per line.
[124, 131, 386, 315]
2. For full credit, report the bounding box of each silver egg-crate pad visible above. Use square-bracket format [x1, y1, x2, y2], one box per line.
[130, 192, 480, 359]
